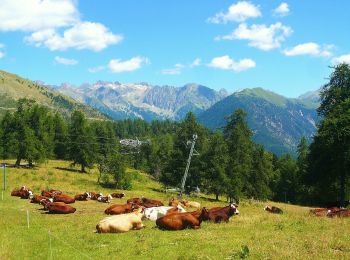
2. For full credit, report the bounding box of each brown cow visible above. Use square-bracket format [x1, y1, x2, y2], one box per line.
[156, 208, 209, 230]
[74, 192, 91, 201]
[43, 202, 76, 214]
[111, 193, 125, 198]
[327, 208, 350, 218]
[53, 194, 75, 204]
[49, 189, 63, 195]
[11, 186, 32, 198]
[127, 198, 143, 205]
[105, 203, 140, 215]
[31, 195, 53, 204]
[264, 206, 283, 214]
[207, 204, 239, 223]
[142, 197, 164, 207]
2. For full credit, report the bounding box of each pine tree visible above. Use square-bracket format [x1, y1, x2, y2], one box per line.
[223, 109, 253, 202]
[68, 111, 95, 172]
[202, 132, 229, 200]
[308, 63, 350, 206]
[53, 113, 69, 159]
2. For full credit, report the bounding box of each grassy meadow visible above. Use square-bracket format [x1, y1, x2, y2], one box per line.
[0, 160, 349, 259]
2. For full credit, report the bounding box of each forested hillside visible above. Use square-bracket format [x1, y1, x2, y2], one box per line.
[0, 70, 107, 120]
[199, 88, 318, 155]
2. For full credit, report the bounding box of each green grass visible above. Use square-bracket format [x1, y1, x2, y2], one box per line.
[1, 160, 350, 259]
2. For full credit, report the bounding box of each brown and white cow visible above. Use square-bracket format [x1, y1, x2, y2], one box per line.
[74, 192, 91, 201]
[207, 204, 239, 223]
[98, 194, 112, 203]
[30, 195, 53, 204]
[42, 201, 76, 214]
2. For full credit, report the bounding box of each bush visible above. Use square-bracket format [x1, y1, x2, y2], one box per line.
[98, 155, 132, 190]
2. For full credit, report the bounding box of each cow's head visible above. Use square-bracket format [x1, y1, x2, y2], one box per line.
[229, 203, 239, 215]
[85, 192, 91, 199]
[28, 191, 34, 199]
[108, 194, 112, 201]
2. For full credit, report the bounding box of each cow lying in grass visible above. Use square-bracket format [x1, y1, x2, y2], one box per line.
[105, 203, 140, 215]
[96, 208, 144, 233]
[156, 208, 209, 230]
[143, 205, 186, 221]
[41, 201, 76, 214]
[181, 199, 201, 209]
[30, 195, 53, 204]
[264, 206, 283, 214]
[207, 203, 239, 223]
[11, 186, 33, 199]
[74, 192, 91, 201]
[53, 194, 75, 204]
[111, 193, 125, 198]
[98, 194, 112, 203]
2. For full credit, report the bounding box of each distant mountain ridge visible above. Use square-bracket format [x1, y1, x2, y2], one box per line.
[53, 82, 229, 121]
[198, 88, 319, 155]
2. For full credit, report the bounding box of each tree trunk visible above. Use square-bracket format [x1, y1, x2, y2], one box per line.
[215, 194, 219, 201]
[15, 157, 21, 167]
[340, 172, 346, 207]
[81, 164, 86, 173]
[28, 160, 33, 167]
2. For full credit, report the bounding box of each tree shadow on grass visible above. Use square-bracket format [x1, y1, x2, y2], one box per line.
[54, 167, 83, 173]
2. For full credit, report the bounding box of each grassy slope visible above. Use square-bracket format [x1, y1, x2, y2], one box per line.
[0, 161, 349, 259]
[0, 70, 107, 120]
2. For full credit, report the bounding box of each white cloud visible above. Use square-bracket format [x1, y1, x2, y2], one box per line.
[0, 0, 78, 32]
[54, 56, 78, 65]
[273, 2, 290, 17]
[0, 0, 121, 51]
[108, 57, 148, 73]
[25, 22, 123, 52]
[332, 54, 350, 65]
[88, 66, 105, 73]
[190, 58, 201, 68]
[161, 64, 184, 75]
[0, 51, 5, 59]
[208, 55, 256, 72]
[283, 42, 333, 57]
[208, 1, 261, 23]
[217, 22, 292, 51]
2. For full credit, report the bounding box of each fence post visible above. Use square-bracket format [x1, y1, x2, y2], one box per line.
[3, 163, 6, 191]
[27, 209, 30, 228]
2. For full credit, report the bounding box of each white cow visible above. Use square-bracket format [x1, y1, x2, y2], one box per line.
[96, 208, 144, 233]
[143, 205, 186, 221]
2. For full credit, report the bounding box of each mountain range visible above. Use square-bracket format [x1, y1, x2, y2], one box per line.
[0, 70, 321, 155]
[52, 82, 228, 121]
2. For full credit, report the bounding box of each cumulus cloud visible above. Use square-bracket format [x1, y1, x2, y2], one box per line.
[273, 2, 290, 17]
[54, 56, 78, 65]
[108, 57, 149, 73]
[0, 0, 121, 51]
[0, 0, 78, 32]
[208, 55, 256, 72]
[216, 22, 292, 51]
[25, 22, 122, 52]
[332, 54, 350, 65]
[283, 42, 333, 57]
[208, 1, 261, 23]
[161, 64, 184, 75]
[88, 66, 106, 73]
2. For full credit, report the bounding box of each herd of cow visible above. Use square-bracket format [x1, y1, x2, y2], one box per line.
[10, 185, 350, 233]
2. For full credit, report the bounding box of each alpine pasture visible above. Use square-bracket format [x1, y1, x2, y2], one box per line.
[1, 160, 349, 259]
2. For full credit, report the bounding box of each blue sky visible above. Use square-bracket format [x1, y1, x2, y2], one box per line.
[0, 0, 349, 97]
